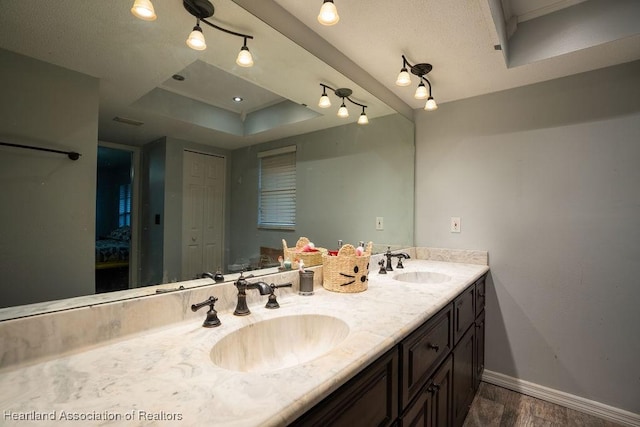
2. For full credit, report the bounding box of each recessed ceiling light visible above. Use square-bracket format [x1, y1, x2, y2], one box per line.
[172, 74, 185, 81]
[233, 96, 243, 102]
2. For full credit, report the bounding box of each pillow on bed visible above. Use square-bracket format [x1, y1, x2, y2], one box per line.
[108, 226, 131, 241]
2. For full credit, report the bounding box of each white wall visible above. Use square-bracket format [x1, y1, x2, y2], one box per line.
[0, 49, 99, 307]
[229, 113, 415, 263]
[414, 60, 640, 413]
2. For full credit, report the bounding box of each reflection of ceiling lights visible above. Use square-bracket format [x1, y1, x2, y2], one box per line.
[395, 55, 438, 111]
[130, 0, 255, 67]
[318, 84, 368, 124]
[318, 1, 339, 26]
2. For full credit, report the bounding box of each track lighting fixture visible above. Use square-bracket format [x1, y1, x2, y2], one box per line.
[131, 0, 255, 66]
[395, 55, 438, 111]
[318, 84, 368, 124]
[186, 21, 206, 50]
[131, 0, 157, 21]
[318, 1, 340, 26]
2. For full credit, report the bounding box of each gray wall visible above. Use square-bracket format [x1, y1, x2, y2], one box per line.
[414, 60, 640, 413]
[0, 49, 99, 307]
[229, 113, 415, 264]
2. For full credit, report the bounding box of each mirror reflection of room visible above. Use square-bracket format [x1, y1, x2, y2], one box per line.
[95, 146, 134, 294]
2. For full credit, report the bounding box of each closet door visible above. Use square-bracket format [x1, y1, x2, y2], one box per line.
[182, 151, 224, 280]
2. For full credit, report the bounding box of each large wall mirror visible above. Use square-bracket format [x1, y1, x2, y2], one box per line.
[0, 0, 414, 316]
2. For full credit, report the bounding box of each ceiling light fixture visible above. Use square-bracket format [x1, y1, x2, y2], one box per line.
[395, 55, 438, 111]
[131, 0, 157, 21]
[131, 0, 255, 67]
[318, 1, 340, 26]
[318, 84, 368, 124]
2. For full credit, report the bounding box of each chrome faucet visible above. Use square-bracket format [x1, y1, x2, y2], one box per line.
[233, 272, 272, 316]
[384, 247, 411, 272]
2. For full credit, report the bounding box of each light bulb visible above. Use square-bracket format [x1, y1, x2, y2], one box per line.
[236, 46, 254, 67]
[358, 112, 369, 125]
[395, 68, 411, 86]
[425, 97, 438, 111]
[337, 103, 349, 118]
[318, 1, 340, 26]
[131, 0, 156, 21]
[186, 26, 206, 51]
[414, 82, 428, 99]
[318, 94, 331, 108]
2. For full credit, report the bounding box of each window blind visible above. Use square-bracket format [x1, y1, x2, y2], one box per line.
[119, 183, 132, 227]
[258, 149, 296, 229]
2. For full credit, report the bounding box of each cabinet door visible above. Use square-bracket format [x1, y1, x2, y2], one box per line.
[399, 384, 433, 427]
[399, 355, 452, 427]
[474, 310, 485, 391]
[431, 354, 453, 427]
[400, 304, 452, 409]
[453, 286, 475, 345]
[474, 275, 486, 317]
[291, 348, 398, 427]
[452, 326, 475, 427]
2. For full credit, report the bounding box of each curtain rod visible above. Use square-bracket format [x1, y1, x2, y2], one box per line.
[0, 141, 81, 160]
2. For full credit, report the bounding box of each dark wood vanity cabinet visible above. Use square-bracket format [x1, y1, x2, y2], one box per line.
[290, 347, 398, 427]
[400, 304, 453, 410]
[399, 354, 453, 427]
[291, 273, 488, 427]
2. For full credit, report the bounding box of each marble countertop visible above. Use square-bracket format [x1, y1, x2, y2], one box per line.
[0, 259, 488, 426]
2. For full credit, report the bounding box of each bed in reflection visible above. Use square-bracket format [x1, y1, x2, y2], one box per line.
[95, 226, 130, 293]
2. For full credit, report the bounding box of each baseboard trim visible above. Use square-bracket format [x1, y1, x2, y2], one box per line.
[482, 370, 640, 427]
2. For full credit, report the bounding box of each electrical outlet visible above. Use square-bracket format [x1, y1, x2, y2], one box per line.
[451, 217, 461, 233]
[376, 217, 384, 230]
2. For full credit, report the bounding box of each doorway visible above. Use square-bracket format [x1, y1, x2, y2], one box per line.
[95, 145, 137, 293]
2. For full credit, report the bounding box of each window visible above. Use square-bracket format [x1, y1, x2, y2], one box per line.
[258, 146, 296, 229]
[118, 183, 132, 227]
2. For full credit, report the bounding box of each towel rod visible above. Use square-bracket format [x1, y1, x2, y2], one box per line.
[0, 141, 80, 160]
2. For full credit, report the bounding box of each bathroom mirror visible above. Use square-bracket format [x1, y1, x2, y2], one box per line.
[0, 0, 414, 316]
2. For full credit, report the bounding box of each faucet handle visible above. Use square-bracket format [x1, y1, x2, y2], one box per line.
[265, 282, 293, 309]
[191, 296, 221, 328]
[378, 259, 387, 274]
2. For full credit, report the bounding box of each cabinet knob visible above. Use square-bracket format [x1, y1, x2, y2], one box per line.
[427, 343, 439, 352]
[428, 384, 441, 394]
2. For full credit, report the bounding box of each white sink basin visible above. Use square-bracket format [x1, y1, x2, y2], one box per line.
[210, 314, 349, 373]
[393, 271, 451, 284]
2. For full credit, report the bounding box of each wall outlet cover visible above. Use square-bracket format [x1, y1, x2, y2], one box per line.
[451, 217, 461, 233]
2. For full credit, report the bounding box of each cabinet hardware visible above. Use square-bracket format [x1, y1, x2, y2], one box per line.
[427, 343, 439, 352]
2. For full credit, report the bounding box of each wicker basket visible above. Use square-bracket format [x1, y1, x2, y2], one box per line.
[282, 237, 327, 269]
[322, 242, 373, 293]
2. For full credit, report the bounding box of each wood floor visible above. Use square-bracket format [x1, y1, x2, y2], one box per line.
[462, 382, 623, 427]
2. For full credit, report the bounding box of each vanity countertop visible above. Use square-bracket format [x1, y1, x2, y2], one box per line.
[0, 259, 488, 426]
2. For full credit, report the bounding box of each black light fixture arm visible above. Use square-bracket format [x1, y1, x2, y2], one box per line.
[199, 18, 253, 40]
[421, 76, 433, 95]
[320, 83, 367, 109]
[183, 0, 253, 41]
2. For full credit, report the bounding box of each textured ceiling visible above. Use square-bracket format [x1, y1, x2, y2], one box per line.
[272, 0, 640, 110]
[0, 0, 393, 149]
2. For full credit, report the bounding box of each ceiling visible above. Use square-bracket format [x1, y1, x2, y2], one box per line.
[269, 0, 640, 110]
[1, 0, 639, 150]
[0, 0, 393, 149]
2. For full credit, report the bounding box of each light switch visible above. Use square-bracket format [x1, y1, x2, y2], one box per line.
[376, 217, 384, 230]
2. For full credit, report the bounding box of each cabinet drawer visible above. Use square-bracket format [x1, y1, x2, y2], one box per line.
[400, 304, 452, 410]
[453, 285, 475, 345]
[474, 275, 486, 316]
[291, 347, 398, 427]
